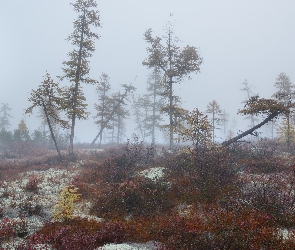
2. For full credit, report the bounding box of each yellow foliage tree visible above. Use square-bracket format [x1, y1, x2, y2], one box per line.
[176, 108, 212, 147]
[53, 185, 81, 221]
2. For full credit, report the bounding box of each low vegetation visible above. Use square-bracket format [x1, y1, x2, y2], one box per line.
[1, 139, 295, 249]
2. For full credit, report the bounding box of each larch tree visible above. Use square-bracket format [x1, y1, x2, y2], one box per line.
[0, 103, 12, 130]
[91, 84, 136, 145]
[132, 94, 151, 141]
[36, 107, 49, 134]
[272, 72, 294, 148]
[14, 118, 31, 143]
[206, 100, 222, 143]
[93, 73, 112, 147]
[222, 96, 290, 147]
[26, 73, 69, 160]
[133, 68, 164, 143]
[142, 26, 203, 148]
[220, 109, 230, 140]
[161, 100, 188, 144]
[59, 0, 100, 156]
[277, 119, 295, 145]
[146, 67, 164, 143]
[241, 79, 258, 128]
[114, 91, 132, 144]
[176, 108, 212, 147]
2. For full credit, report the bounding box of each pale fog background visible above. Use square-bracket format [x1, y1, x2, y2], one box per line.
[0, 0, 294, 144]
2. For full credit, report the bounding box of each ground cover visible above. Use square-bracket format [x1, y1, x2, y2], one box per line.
[1, 140, 295, 249]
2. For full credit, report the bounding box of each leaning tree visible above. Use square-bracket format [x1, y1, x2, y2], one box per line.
[222, 96, 290, 147]
[26, 73, 69, 160]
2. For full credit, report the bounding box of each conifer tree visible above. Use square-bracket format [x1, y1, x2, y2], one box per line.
[143, 25, 203, 148]
[277, 119, 295, 145]
[0, 103, 12, 130]
[206, 100, 222, 143]
[26, 73, 69, 160]
[220, 109, 229, 140]
[91, 84, 135, 145]
[132, 94, 150, 141]
[176, 108, 212, 147]
[113, 91, 129, 144]
[241, 79, 259, 128]
[222, 96, 289, 146]
[93, 73, 112, 147]
[59, 0, 100, 156]
[14, 118, 31, 142]
[272, 72, 294, 148]
[146, 67, 164, 143]
[132, 68, 164, 143]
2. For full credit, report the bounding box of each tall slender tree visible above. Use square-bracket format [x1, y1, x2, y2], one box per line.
[0, 103, 12, 130]
[143, 25, 202, 148]
[146, 67, 164, 143]
[113, 91, 129, 144]
[59, 0, 100, 156]
[132, 94, 151, 141]
[220, 109, 229, 140]
[241, 79, 258, 128]
[93, 73, 112, 147]
[206, 100, 222, 143]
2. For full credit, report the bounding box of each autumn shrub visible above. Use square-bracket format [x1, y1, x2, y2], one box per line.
[226, 141, 287, 174]
[240, 170, 295, 228]
[19, 197, 43, 217]
[90, 175, 174, 220]
[204, 206, 284, 250]
[24, 175, 40, 194]
[86, 144, 239, 219]
[20, 218, 129, 250]
[243, 148, 284, 173]
[0, 217, 28, 243]
[165, 146, 238, 203]
[127, 206, 292, 249]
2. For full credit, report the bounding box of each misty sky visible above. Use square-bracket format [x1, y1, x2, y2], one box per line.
[1, 0, 295, 143]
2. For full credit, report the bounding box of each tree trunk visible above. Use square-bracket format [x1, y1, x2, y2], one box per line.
[287, 113, 290, 148]
[222, 111, 281, 147]
[168, 29, 174, 148]
[212, 109, 215, 143]
[152, 75, 156, 143]
[42, 103, 62, 160]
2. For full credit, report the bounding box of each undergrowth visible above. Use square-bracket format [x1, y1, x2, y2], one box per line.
[2, 140, 295, 249]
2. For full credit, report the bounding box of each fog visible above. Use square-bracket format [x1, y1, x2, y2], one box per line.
[1, 0, 295, 143]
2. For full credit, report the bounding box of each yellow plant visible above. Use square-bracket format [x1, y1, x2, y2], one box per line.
[53, 185, 81, 221]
